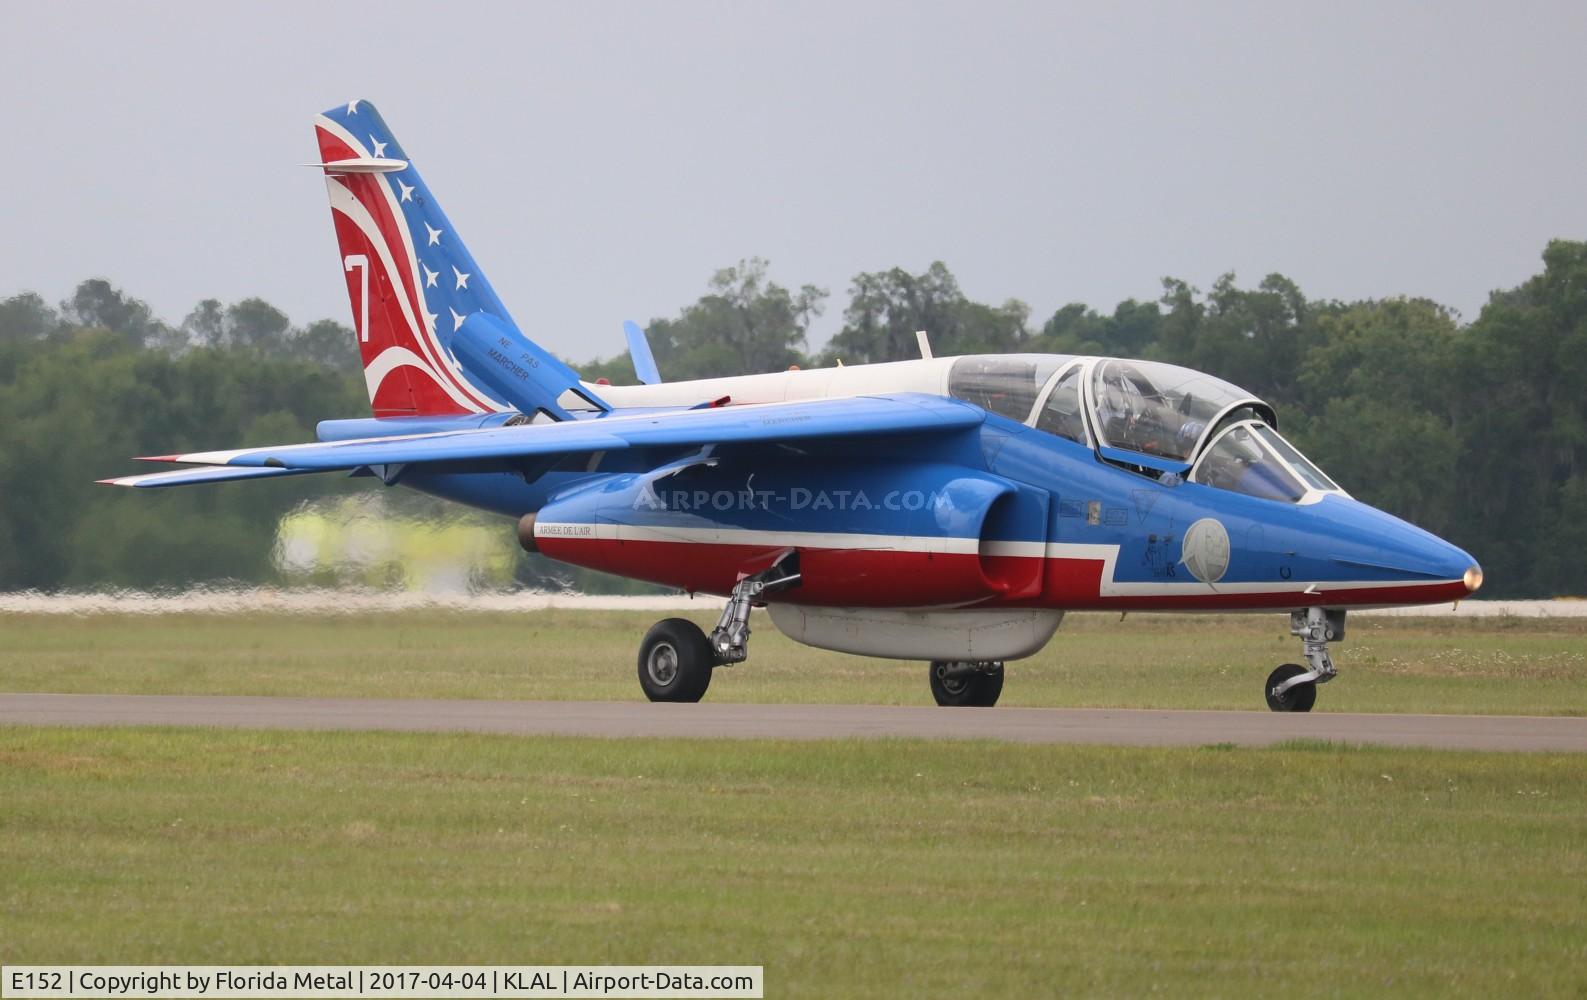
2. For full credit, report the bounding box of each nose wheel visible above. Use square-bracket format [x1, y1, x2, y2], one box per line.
[1265, 607, 1344, 712]
[1264, 663, 1317, 712]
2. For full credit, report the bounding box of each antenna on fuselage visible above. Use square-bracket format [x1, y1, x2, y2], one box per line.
[916, 330, 933, 359]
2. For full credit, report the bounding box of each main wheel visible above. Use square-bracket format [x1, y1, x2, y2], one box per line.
[929, 661, 1005, 707]
[638, 618, 714, 703]
[1265, 663, 1317, 713]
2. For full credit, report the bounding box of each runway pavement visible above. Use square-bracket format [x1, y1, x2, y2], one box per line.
[2, 693, 1584, 751]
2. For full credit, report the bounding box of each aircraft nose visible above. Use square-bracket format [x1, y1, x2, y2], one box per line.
[1404, 525, 1480, 590]
[1319, 496, 1480, 591]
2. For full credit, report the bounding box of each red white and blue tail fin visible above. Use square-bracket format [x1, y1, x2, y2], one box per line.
[314, 100, 511, 417]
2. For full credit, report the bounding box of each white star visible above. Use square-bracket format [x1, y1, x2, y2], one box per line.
[370, 137, 388, 158]
[425, 311, 438, 332]
[397, 179, 414, 202]
[450, 308, 466, 332]
[425, 222, 441, 246]
[422, 263, 439, 288]
[453, 266, 471, 290]
[346, 99, 359, 115]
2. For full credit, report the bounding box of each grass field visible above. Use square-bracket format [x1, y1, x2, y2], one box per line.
[4, 610, 1585, 994]
[2, 610, 1584, 714]
[2, 726, 1584, 996]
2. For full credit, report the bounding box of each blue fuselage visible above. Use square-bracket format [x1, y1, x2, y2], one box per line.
[330, 408, 1478, 612]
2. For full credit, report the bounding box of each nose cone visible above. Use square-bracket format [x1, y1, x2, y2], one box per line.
[1313, 496, 1480, 594]
[1462, 564, 1485, 595]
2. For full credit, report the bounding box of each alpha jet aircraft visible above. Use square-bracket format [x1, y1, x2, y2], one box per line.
[102, 101, 1484, 711]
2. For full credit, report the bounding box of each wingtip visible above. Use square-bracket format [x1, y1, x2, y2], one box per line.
[135, 455, 182, 463]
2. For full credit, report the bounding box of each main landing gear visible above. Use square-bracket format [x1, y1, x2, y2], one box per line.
[636, 559, 801, 703]
[928, 661, 1005, 707]
[1265, 607, 1344, 713]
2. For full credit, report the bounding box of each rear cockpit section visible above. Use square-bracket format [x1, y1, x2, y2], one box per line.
[948, 355, 1071, 423]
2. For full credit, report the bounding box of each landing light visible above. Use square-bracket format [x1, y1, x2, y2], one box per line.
[1463, 566, 1484, 593]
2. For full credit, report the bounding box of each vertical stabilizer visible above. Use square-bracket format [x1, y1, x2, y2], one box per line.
[313, 100, 512, 416]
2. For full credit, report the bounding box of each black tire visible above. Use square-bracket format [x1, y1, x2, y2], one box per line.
[1265, 663, 1317, 713]
[929, 661, 1005, 707]
[638, 618, 714, 703]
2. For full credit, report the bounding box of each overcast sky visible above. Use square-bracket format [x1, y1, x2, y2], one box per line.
[4, 1, 1584, 358]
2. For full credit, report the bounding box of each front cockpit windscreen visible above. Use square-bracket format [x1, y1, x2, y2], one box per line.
[1252, 424, 1340, 492]
[949, 355, 1068, 423]
[1192, 425, 1305, 502]
[1090, 359, 1257, 461]
[1191, 421, 1344, 503]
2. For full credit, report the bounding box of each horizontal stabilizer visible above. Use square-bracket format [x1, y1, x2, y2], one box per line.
[303, 157, 409, 173]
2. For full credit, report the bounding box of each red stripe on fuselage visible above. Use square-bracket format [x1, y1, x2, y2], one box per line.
[537, 536, 998, 607]
[535, 535, 1466, 610]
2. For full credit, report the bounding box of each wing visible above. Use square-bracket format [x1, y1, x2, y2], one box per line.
[98, 466, 312, 489]
[103, 393, 983, 486]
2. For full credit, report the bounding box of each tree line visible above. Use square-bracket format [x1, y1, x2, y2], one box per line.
[3, 241, 1584, 596]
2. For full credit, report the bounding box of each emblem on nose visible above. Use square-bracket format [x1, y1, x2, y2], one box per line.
[1182, 518, 1231, 583]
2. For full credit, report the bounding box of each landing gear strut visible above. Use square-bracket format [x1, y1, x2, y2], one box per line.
[636, 558, 801, 703]
[929, 660, 1005, 707]
[1266, 607, 1344, 713]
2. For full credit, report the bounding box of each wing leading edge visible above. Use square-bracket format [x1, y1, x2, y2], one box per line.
[102, 394, 983, 487]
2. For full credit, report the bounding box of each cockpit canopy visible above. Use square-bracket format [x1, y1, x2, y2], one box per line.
[945, 354, 1068, 426]
[1088, 358, 1266, 463]
[947, 354, 1344, 503]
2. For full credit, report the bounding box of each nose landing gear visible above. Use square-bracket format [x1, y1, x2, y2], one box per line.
[1266, 607, 1344, 712]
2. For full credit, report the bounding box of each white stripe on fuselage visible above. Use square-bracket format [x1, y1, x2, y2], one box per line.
[535, 520, 983, 555]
